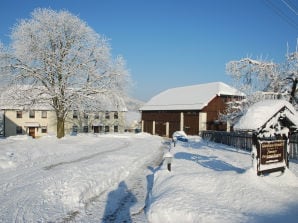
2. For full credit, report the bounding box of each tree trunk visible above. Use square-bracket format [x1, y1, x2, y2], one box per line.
[57, 116, 65, 138]
[289, 78, 298, 104]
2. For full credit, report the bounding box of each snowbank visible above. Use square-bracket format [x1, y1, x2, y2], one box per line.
[147, 138, 298, 223]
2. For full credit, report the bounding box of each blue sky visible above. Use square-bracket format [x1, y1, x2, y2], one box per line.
[0, 0, 297, 101]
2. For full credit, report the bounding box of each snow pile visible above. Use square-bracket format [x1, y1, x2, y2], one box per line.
[147, 138, 298, 223]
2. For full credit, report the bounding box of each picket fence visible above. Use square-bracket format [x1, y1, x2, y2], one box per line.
[201, 130, 298, 160]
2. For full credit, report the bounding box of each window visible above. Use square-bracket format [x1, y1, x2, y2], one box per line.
[114, 125, 118, 133]
[41, 111, 47, 118]
[29, 110, 35, 118]
[41, 126, 47, 133]
[73, 110, 78, 119]
[105, 126, 109, 133]
[84, 112, 88, 119]
[105, 112, 110, 119]
[114, 112, 118, 119]
[16, 126, 22, 134]
[72, 125, 78, 133]
[16, 111, 22, 118]
[83, 126, 88, 133]
[94, 113, 99, 119]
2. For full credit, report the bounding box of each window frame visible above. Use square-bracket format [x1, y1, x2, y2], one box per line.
[41, 111, 47, 118]
[73, 110, 78, 119]
[41, 126, 47, 133]
[105, 112, 110, 119]
[29, 110, 35, 118]
[16, 126, 22, 134]
[16, 111, 22, 118]
[83, 126, 89, 133]
[72, 125, 78, 133]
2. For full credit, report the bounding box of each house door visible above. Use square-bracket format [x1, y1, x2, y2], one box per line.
[29, 127, 35, 138]
[93, 126, 99, 133]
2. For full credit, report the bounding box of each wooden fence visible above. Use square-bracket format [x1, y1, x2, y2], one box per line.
[289, 134, 298, 159]
[201, 130, 298, 159]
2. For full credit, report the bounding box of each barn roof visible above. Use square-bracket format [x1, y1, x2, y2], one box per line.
[234, 100, 298, 131]
[140, 82, 244, 111]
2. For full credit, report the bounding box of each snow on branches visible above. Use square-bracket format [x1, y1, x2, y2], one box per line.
[226, 57, 279, 95]
[223, 47, 298, 126]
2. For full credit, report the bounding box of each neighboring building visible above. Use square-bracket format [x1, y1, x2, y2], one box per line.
[140, 82, 244, 137]
[1, 108, 127, 138]
[0, 86, 127, 138]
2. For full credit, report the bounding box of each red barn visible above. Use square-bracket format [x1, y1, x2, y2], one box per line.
[140, 82, 244, 137]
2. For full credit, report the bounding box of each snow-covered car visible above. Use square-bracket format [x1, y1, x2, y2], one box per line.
[172, 131, 188, 142]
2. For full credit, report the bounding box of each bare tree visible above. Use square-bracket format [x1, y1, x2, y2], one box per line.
[0, 8, 130, 138]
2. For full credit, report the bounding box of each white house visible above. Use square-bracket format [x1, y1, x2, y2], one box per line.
[0, 87, 127, 138]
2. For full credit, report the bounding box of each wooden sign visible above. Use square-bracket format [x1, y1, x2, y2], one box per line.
[260, 140, 285, 165]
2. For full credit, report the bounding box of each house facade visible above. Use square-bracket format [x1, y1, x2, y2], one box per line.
[0, 84, 128, 138]
[1, 109, 126, 138]
[140, 82, 244, 137]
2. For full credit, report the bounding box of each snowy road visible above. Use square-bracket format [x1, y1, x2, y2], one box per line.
[0, 134, 164, 222]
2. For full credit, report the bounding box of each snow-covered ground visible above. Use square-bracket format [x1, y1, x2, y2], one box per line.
[147, 138, 298, 223]
[0, 133, 163, 222]
[0, 133, 298, 223]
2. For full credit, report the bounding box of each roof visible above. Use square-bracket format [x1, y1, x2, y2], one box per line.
[234, 100, 298, 131]
[0, 85, 127, 112]
[140, 82, 244, 111]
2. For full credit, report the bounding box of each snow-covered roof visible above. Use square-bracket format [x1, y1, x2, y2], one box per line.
[0, 85, 127, 112]
[234, 100, 298, 131]
[140, 82, 244, 111]
[0, 85, 53, 110]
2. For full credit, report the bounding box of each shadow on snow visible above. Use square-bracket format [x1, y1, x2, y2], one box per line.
[102, 181, 137, 223]
[102, 162, 163, 222]
[175, 152, 245, 173]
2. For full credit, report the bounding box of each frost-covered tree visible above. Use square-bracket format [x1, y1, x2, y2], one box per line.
[223, 48, 298, 126]
[0, 8, 130, 138]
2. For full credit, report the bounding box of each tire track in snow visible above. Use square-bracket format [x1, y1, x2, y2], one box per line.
[0, 168, 54, 223]
[1, 140, 130, 222]
[43, 141, 129, 170]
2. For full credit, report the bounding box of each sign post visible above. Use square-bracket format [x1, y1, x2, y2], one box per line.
[254, 137, 288, 176]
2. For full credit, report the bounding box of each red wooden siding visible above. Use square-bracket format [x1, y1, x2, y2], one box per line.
[183, 111, 200, 135]
[202, 95, 230, 131]
[141, 95, 240, 137]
